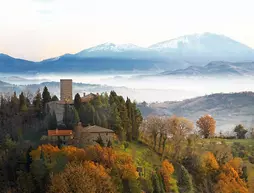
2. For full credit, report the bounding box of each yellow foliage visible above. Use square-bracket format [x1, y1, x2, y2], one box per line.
[201, 152, 219, 173]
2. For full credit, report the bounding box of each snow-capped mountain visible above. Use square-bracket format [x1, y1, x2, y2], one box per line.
[1, 32, 254, 73]
[150, 32, 252, 53]
[83, 42, 145, 52]
[75, 42, 151, 58]
[149, 32, 254, 64]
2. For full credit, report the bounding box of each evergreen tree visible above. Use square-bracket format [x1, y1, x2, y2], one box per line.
[79, 104, 88, 125]
[118, 96, 130, 141]
[74, 93, 81, 110]
[152, 172, 163, 193]
[51, 95, 59, 101]
[33, 89, 43, 119]
[109, 103, 124, 140]
[73, 108, 80, 126]
[125, 97, 133, 141]
[48, 111, 57, 130]
[95, 111, 101, 126]
[42, 86, 51, 109]
[19, 92, 28, 112]
[87, 103, 95, 125]
[11, 92, 19, 113]
[63, 104, 73, 129]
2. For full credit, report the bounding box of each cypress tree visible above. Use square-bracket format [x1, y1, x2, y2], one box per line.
[19, 92, 28, 112]
[33, 89, 42, 113]
[51, 95, 59, 101]
[78, 104, 87, 125]
[48, 111, 57, 130]
[109, 103, 124, 140]
[73, 108, 80, 126]
[42, 86, 51, 108]
[11, 91, 19, 113]
[118, 96, 130, 141]
[74, 93, 81, 110]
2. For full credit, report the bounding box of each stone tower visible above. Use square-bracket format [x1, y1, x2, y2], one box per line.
[60, 79, 72, 101]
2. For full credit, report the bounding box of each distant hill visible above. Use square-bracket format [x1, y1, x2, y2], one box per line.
[1, 33, 254, 73]
[161, 61, 254, 76]
[138, 92, 254, 133]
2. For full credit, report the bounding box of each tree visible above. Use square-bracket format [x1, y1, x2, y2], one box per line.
[166, 116, 194, 160]
[196, 114, 216, 138]
[48, 111, 57, 130]
[74, 93, 81, 110]
[78, 104, 87, 125]
[42, 86, 51, 109]
[109, 103, 123, 140]
[73, 108, 80, 126]
[19, 92, 28, 112]
[160, 160, 176, 193]
[51, 95, 59, 101]
[234, 124, 247, 139]
[11, 92, 19, 113]
[48, 161, 115, 193]
[33, 89, 42, 114]
[143, 116, 165, 151]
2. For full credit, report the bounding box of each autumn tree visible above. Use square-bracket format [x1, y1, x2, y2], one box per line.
[213, 160, 248, 193]
[166, 116, 194, 160]
[48, 161, 115, 193]
[196, 114, 216, 138]
[143, 116, 165, 151]
[234, 124, 248, 139]
[160, 159, 176, 192]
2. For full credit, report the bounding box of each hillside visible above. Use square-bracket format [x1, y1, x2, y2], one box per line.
[138, 92, 254, 132]
[161, 61, 254, 76]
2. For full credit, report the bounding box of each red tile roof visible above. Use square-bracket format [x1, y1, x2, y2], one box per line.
[48, 129, 73, 136]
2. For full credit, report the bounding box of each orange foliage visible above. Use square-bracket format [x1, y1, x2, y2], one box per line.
[61, 146, 86, 162]
[160, 160, 174, 192]
[228, 157, 243, 176]
[85, 145, 138, 180]
[30, 144, 60, 162]
[201, 152, 219, 174]
[31, 144, 139, 187]
[196, 114, 216, 138]
[214, 162, 248, 193]
[115, 152, 139, 180]
[48, 161, 115, 193]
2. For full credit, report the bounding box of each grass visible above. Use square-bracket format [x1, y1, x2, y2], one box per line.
[113, 140, 162, 172]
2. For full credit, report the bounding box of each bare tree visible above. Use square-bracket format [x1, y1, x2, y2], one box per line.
[142, 115, 165, 151]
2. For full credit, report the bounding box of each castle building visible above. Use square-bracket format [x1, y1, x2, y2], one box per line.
[60, 79, 72, 101]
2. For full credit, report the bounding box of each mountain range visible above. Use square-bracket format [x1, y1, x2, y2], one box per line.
[1, 32, 254, 73]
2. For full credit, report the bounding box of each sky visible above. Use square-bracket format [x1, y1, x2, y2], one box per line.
[1, 0, 254, 61]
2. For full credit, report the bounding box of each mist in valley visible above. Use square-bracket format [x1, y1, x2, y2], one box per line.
[0, 72, 254, 103]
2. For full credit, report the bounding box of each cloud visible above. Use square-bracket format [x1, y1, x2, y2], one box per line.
[33, 0, 54, 3]
[37, 9, 52, 14]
